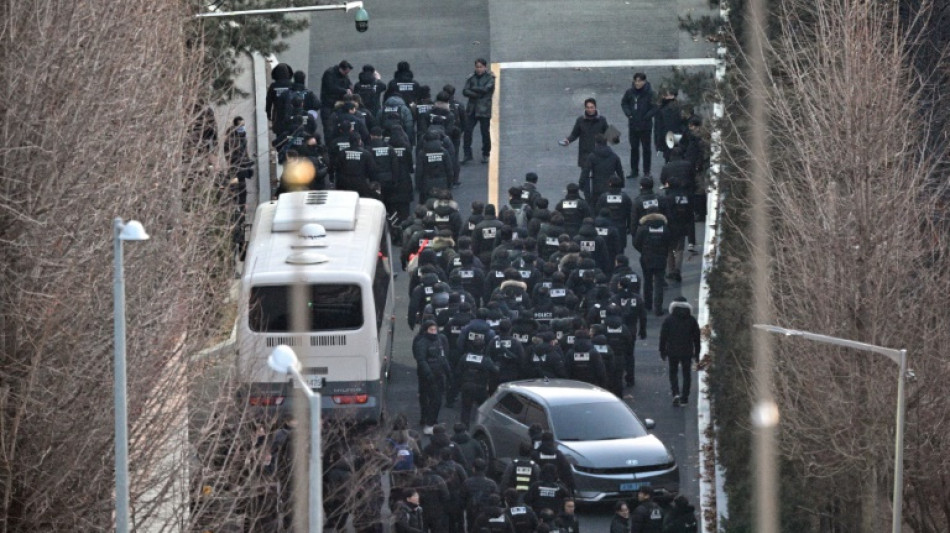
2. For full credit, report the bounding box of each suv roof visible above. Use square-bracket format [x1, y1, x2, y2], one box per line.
[498, 379, 619, 408]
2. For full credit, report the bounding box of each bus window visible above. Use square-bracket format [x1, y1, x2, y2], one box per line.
[249, 284, 364, 332]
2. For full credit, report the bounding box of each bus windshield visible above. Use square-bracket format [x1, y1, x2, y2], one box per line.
[248, 284, 364, 332]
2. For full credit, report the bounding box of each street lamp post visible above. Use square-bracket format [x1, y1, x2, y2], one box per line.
[268, 345, 323, 533]
[753, 324, 908, 533]
[194, 1, 366, 18]
[113, 218, 150, 533]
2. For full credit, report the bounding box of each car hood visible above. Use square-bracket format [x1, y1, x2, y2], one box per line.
[559, 435, 672, 468]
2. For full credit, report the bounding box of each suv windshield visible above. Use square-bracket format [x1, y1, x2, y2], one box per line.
[550, 401, 647, 441]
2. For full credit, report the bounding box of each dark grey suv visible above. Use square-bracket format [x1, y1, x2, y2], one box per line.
[471, 379, 679, 502]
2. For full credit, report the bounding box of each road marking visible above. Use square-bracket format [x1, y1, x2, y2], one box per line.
[498, 58, 718, 69]
[488, 62, 502, 206]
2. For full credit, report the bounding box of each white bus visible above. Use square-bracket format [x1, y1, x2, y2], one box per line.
[237, 190, 394, 421]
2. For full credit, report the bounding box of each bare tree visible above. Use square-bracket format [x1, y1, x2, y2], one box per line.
[0, 0, 245, 530]
[720, 0, 950, 530]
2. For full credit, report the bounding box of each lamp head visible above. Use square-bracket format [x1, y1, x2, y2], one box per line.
[268, 345, 300, 374]
[119, 220, 150, 241]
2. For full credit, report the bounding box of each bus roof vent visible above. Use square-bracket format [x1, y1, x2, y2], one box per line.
[286, 251, 330, 265]
[272, 190, 360, 232]
[292, 223, 328, 248]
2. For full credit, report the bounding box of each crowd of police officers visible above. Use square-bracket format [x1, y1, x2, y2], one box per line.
[254, 59, 703, 533]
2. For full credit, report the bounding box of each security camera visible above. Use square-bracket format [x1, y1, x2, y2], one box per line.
[354, 7, 369, 32]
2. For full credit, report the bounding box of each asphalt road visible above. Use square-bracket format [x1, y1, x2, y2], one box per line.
[295, 0, 718, 527]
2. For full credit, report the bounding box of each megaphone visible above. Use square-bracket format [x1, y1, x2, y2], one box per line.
[666, 131, 683, 149]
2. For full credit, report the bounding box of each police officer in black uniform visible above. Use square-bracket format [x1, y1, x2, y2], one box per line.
[413, 320, 452, 434]
[455, 338, 499, 428]
[415, 130, 453, 204]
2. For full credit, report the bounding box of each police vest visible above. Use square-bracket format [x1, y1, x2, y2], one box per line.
[510, 459, 537, 492]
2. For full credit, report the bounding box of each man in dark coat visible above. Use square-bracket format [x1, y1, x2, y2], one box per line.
[621, 73, 656, 180]
[631, 177, 666, 235]
[562, 97, 609, 178]
[659, 296, 701, 406]
[555, 183, 592, 238]
[529, 432, 575, 492]
[386, 60, 421, 105]
[631, 486, 664, 533]
[413, 320, 452, 433]
[653, 88, 689, 164]
[336, 133, 380, 200]
[663, 177, 697, 283]
[632, 211, 672, 316]
[471, 204, 505, 266]
[354, 64, 387, 116]
[462, 459, 500, 531]
[415, 130, 453, 203]
[658, 146, 693, 190]
[387, 125, 415, 221]
[580, 133, 624, 202]
[596, 176, 634, 242]
[462, 58, 495, 163]
[320, 60, 354, 134]
[265, 63, 294, 128]
[662, 494, 699, 532]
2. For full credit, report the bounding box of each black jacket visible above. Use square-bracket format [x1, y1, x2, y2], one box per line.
[463, 71, 495, 118]
[596, 187, 634, 236]
[566, 337, 606, 387]
[631, 500, 663, 533]
[265, 78, 293, 122]
[611, 513, 631, 533]
[367, 137, 396, 183]
[530, 442, 575, 491]
[455, 351, 499, 392]
[621, 81, 656, 132]
[527, 343, 567, 380]
[555, 193, 592, 237]
[355, 70, 387, 115]
[462, 474, 500, 516]
[662, 502, 698, 533]
[415, 138, 453, 200]
[320, 65, 352, 111]
[631, 191, 666, 235]
[567, 113, 609, 167]
[581, 144, 624, 201]
[472, 217, 505, 266]
[659, 158, 694, 190]
[389, 138, 415, 204]
[653, 98, 688, 148]
[336, 146, 379, 199]
[573, 222, 611, 274]
[663, 186, 696, 244]
[387, 69, 421, 105]
[412, 331, 452, 380]
[659, 300, 701, 361]
[393, 501, 425, 533]
[632, 213, 672, 269]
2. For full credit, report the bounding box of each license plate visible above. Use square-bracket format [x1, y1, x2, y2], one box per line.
[620, 482, 642, 492]
[304, 377, 325, 389]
